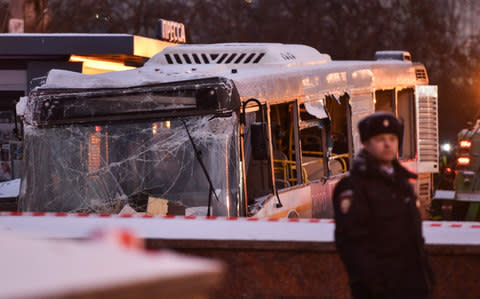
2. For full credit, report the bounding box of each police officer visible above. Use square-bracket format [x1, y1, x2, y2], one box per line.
[333, 112, 434, 299]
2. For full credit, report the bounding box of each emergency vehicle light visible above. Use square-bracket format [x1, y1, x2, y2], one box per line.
[459, 140, 472, 149]
[457, 156, 471, 166]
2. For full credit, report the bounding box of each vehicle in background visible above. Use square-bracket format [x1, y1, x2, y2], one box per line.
[434, 119, 480, 221]
[17, 43, 438, 218]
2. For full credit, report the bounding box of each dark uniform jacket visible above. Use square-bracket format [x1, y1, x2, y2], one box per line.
[333, 149, 434, 299]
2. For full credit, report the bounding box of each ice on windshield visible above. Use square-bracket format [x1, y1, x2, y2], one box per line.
[19, 114, 239, 216]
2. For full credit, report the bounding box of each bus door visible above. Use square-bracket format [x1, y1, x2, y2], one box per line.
[246, 99, 311, 218]
[243, 103, 274, 212]
[247, 94, 353, 218]
[269, 101, 303, 189]
[267, 100, 312, 218]
[299, 93, 352, 218]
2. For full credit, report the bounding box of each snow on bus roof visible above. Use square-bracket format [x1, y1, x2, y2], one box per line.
[145, 43, 331, 67]
[41, 43, 331, 89]
[39, 43, 421, 100]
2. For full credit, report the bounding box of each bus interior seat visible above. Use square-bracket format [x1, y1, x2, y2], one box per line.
[302, 155, 324, 181]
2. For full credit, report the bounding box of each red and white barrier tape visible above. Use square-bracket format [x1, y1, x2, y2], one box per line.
[1, 212, 479, 245]
[2, 211, 480, 228]
[425, 222, 480, 229]
[0, 211, 334, 222]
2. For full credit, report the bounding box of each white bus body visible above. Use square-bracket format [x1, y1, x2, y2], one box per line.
[19, 43, 438, 218]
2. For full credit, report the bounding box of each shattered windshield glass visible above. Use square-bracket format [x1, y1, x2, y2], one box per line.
[19, 114, 239, 216]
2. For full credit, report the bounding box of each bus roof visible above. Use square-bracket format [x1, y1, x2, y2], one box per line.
[39, 43, 429, 103]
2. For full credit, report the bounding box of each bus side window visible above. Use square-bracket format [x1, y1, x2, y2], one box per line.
[299, 105, 328, 181]
[397, 88, 416, 159]
[375, 89, 395, 113]
[375, 88, 416, 160]
[325, 95, 351, 174]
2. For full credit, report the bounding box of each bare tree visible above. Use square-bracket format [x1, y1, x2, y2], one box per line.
[23, 0, 49, 32]
[42, 0, 480, 140]
[0, 0, 10, 32]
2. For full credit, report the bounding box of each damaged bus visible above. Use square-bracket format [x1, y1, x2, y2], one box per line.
[17, 43, 438, 218]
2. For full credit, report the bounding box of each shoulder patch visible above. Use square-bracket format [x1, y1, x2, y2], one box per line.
[338, 190, 353, 214]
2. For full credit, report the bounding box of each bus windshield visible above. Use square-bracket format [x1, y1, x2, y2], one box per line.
[19, 80, 240, 216]
[20, 114, 239, 215]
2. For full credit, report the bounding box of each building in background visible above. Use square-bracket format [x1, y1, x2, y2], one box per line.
[0, 30, 183, 180]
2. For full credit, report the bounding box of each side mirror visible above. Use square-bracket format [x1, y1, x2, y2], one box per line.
[251, 122, 269, 160]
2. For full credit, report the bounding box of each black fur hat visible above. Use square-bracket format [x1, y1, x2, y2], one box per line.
[358, 112, 404, 144]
